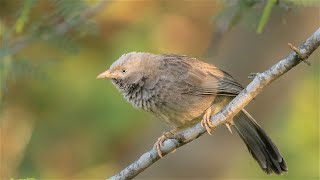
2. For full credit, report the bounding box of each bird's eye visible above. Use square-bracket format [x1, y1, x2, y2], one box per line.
[121, 69, 127, 74]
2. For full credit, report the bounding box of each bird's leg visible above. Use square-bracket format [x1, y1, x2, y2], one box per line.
[201, 107, 214, 135]
[154, 130, 177, 158]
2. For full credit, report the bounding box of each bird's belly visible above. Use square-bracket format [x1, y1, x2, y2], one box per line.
[153, 94, 216, 129]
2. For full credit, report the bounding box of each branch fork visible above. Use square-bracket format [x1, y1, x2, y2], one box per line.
[288, 42, 311, 65]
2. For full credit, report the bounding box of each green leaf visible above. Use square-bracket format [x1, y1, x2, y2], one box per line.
[14, 0, 37, 33]
[256, 0, 277, 34]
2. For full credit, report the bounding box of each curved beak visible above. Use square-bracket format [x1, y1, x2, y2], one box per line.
[96, 70, 116, 79]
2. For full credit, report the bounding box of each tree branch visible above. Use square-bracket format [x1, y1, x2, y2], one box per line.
[3, 0, 111, 56]
[108, 28, 320, 180]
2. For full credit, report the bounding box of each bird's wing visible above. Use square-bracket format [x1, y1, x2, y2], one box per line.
[161, 54, 243, 96]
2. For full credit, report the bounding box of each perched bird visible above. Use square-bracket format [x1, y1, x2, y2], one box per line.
[97, 52, 288, 175]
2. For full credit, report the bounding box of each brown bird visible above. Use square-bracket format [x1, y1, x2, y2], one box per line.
[97, 52, 288, 175]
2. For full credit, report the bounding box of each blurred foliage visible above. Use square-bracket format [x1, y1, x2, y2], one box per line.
[216, 0, 261, 31]
[216, 0, 301, 33]
[282, 61, 319, 179]
[229, 59, 319, 179]
[287, 0, 320, 6]
[49, 0, 86, 19]
[0, 0, 319, 179]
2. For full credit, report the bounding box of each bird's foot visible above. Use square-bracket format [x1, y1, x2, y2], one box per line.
[201, 108, 234, 134]
[225, 121, 234, 134]
[201, 107, 214, 135]
[154, 131, 175, 158]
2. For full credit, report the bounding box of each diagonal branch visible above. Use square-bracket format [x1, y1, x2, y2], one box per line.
[108, 27, 320, 180]
[3, 0, 111, 56]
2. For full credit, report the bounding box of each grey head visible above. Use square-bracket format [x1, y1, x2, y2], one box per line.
[96, 52, 159, 110]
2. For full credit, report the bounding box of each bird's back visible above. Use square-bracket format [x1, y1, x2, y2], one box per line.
[148, 54, 243, 129]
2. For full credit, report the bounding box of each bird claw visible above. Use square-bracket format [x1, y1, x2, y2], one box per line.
[201, 108, 214, 135]
[225, 122, 233, 134]
[154, 131, 175, 158]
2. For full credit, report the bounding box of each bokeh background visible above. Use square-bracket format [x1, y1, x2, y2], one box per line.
[0, 0, 319, 179]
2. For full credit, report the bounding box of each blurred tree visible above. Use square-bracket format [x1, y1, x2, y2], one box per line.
[0, 0, 318, 179]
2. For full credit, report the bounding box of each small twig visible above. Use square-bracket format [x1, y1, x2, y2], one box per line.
[2, 0, 110, 56]
[108, 28, 320, 180]
[248, 72, 260, 79]
[288, 42, 311, 65]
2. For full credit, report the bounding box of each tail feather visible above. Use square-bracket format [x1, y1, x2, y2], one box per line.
[233, 110, 288, 175]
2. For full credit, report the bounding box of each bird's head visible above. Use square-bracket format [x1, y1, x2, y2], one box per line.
[97, 52, 155, 91]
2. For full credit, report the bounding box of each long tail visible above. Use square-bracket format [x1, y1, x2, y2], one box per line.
[233, 110, 288, 174]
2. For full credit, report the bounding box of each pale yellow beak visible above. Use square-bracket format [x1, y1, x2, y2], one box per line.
[96, 70, 117, 79]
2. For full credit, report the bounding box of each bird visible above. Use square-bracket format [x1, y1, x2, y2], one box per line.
[97, 52, 288, 175]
